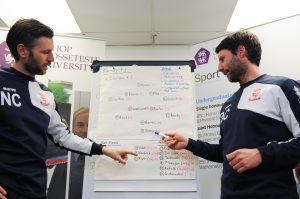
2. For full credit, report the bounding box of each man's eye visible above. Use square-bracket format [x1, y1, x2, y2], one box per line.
[76, 123, 84, 128]
[42, 50, 52, 55]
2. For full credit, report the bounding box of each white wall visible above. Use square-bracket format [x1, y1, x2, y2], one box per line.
[105, 45, 193, 60]
[253, 15, 300, 79]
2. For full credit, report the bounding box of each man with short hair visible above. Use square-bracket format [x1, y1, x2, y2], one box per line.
[164, 30, 300, 199]
[0, 18, 137, 199]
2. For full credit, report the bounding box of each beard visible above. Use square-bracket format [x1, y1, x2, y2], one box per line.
[227, 55, 247, 83]
[24, 51, 48, 75]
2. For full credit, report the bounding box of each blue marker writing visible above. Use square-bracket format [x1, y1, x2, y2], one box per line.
[154, 131, 168, 138]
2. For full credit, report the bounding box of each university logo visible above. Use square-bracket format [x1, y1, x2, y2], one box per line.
[194, 48, 210, 66]
[0, 41, 14, 68]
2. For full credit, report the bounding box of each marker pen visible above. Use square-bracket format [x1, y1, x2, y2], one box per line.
[154, 131, 169, 138]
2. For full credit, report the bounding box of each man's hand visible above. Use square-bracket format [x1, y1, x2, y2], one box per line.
[0, 185, 7, 199]
[226, 148, 262, 173]
[163, 132, 188, 150]
[102, 146, 138, 164]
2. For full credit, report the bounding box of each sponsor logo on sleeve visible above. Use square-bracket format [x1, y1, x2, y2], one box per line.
[248, 88, 262, 101]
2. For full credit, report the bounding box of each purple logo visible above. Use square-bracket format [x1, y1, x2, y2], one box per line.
[194, 48, 210, 65]
[0, 41, 14, 68]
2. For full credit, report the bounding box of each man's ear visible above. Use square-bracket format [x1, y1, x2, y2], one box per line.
[16, 44, 29, 59]
[237, 45, 247, 58]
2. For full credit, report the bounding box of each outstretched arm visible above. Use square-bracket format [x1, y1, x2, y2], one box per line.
[163, 132, 188, 150]
[163, 132, 223, 163]
[102, 146, 138, 164]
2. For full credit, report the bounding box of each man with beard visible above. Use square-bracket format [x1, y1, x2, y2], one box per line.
[0, 19, 137, 199]
[163, 30, 300, 199]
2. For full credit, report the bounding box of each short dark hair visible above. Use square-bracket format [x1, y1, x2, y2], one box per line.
[215, 30, 262, 66]
[6, 18, 54, 61]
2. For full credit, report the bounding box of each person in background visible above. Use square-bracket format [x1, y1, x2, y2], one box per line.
[71, 107, 89, 138]
[68, 107, 90, 199]
[0, 18, 137, 199]
[47, 107, 90, 199]
[163, 30, 300, 199]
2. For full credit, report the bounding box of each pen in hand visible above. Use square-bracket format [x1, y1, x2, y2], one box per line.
[154, 131, 169, 139]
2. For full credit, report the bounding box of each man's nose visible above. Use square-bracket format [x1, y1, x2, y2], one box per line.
[48, 53, 54, 62]
[217, 63, 223, 72]
[83, 126, 88, 133]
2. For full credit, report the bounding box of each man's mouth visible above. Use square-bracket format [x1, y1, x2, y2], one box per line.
[42, 64, 49, 71]
[223, 69, 229, 76]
